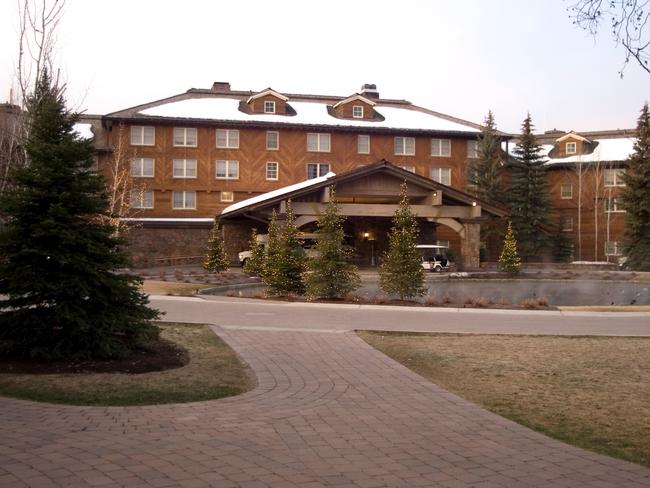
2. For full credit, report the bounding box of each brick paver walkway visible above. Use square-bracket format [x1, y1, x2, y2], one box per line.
[1, 326, 649, 487]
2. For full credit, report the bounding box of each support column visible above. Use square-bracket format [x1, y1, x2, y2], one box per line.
[459, 223, 481, 270]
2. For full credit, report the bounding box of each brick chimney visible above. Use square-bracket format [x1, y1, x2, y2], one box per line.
[360, 83, 379, 99]
[211, 82, 231, 92]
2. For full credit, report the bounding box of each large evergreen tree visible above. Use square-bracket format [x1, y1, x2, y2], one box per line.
[262, 201, 306, 296]
[379, 182, 426, 300]
[203, 220, 229, 273]
[243, 228, 265, 276]
[305, 189, 360, 299]
[470, 110, 504, 204]
[621, 103, 650, 270]
[508, 113, 552, 260]
[0, 72, 159, 360]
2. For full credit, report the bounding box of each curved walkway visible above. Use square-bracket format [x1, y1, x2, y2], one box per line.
[1, 303, 649, 487]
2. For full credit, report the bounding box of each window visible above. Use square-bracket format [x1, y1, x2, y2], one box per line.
[560, 216, 574, 232]
[431, 167, 452, 186]
[604, 168, 626, 187]
[431, 138, 451, 157]
[307, 133, 331, 152]
[264, 101, 276, 114]
[307, 163, 330, 179]
[352, 105, 364, 118]
[172, 159, 197, 178]
[173, 127, 197, 147]
[394, 137, 415, 156]
[216, 129, 239, 149]
[358, 135, 370, 154]
[130, 190, 154, 209]
[130, 126, 155, 146]
[220, 191, 234, 202]
[400, 165, 416, 173]
[566, 142, 577, 154]
[605, 240, 622, 256]
[131, 158, 154, 177]
[215, 160, 239, 179]
[604, 198, 625, 213]
[266, 131, 279, 150]
[266, 161, 279, 180]
[172, 191, 196, 209]
[560, 184, 573, 199]
[436, 240, 450, 248]
[467, 140, 479, 158]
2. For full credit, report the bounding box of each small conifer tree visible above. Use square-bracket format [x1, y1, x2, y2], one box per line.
[499, 221, 522, 274]
[262, 201, 306, 296]
[552, 221, 574, 263]
[203, 221, 229, 273]
[305, 188, 360, 299]
[379, 182, 426, 300]
[621, 103, 650, 270]
[243, 228, 265, 276]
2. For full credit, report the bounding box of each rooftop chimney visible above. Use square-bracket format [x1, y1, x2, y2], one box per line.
[211, 81, 231, 92]
[360, 83, 379, 99]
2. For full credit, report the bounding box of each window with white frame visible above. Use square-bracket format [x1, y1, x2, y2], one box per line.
[399, 165, 416, 173]
[216, 129, 239, 148]
[565, 142, 577, 154]
[130, 126, 155, 146]
[357, 135, 370, 154]
[172, 190, 196, 209]
[431, 138, 451, 157]
[394, 137, 415, 156]
[215, 160, 239, 179]
[264, 101, 276, 114]
[266, 161, 279, 180]
[560, 184, 573, 199]
[431, 167, 452, 186]
[266, 131, 279, 150]
[605, 240, 622, 256]
[604, 198, 625, 213]
[467, 140, 479, 158]
[307, 133, 331, 152]
[172, 159, 197, 178]
[352, 105, 364, 118]
[173, 127, 197, 147]
[307, 163, 330, 179]
[604, 168, 626, 187]
[130, 190, 154, 209]
[131, 158, 154, 177]
[220, 191, 234, 202]
[560, 216, 574, 232]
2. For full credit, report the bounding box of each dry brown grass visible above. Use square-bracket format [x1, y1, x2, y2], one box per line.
[141, 280, 213, 296]
[359, 331, 650, 467]
[0, 323, 255, 405]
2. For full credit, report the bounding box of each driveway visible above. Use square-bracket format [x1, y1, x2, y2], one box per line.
[0, 297, 649, 487]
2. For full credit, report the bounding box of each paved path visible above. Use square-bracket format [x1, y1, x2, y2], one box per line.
[1, 298, 649, 487]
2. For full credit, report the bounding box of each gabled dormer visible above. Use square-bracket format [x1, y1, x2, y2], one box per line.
[554, 132, 592, 157]
[242, 88, 292, 115]
[328, 94, 383, 121]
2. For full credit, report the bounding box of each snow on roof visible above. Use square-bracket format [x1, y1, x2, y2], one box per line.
[246, 88, 289, 103]
[140, 97, 479, 133]
[221, 172, 336, 216]
[73, 123, 93, 140]
[121, 218, 214, 223]
[333, 94, 376, 108]
[503, 138, 634, 164]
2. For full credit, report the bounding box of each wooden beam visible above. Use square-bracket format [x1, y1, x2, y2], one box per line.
[292, 202, 480, 219]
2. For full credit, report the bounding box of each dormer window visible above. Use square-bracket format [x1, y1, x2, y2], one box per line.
[264, 101, 276, 114]
[566, 142, 577, 154]
[352, 106, 364, 118]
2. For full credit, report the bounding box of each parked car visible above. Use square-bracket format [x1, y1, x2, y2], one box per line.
[238, 233, 320, 266]
[416, 244, 451, 272]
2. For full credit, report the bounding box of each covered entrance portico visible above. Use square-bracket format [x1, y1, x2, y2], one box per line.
[219, 160, 506, 269]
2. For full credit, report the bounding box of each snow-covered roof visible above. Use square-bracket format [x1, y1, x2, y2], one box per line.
[246, 88, 289, 103]
[332, 94, 376, 108]
[121, 218, 214, 223]
[221, 172, 336, 216]
[73, 123, 93, 140]
[138, 97, 480, 133]
[503, 137, 634, 165]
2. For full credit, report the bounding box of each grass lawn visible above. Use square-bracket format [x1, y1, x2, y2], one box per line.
[0, 323, 254, 406]
[359, 331, 650, 467]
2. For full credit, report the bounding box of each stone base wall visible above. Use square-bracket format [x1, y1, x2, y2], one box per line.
[222, 221, 258, 264]
[125, 226, 211, 267]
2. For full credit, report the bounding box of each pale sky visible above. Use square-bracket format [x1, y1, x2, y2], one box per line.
[1, 0, 648, 134]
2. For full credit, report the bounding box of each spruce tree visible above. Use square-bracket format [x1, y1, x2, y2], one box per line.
[621, 103, 650, 270]
[470, 110, 504, 204]
[379, 182, 426, 300]
[305, 189, 360, 299]
[552, 222, 574, 263]
[243, 228, 265, 276]
[203, 220, 229, 273]
[0, 71, 159, 360]
[509, 113, 551, 260]
[262, 201, 306, 296]
[499, 221, 522, 274]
